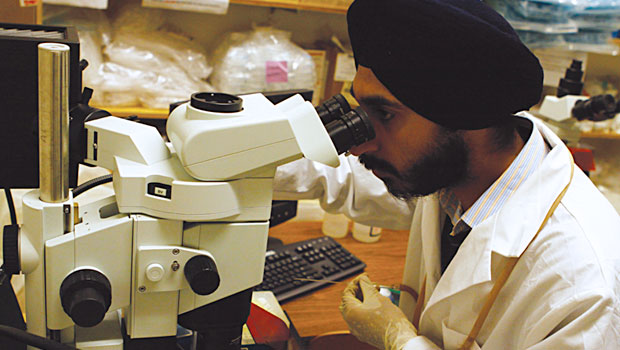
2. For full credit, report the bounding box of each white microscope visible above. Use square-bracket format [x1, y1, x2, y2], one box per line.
[536, 59, 618, 175]
[1, 43, 374, 350]
[538, 59, 618, 143]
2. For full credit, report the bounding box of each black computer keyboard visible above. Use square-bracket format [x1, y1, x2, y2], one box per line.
[255, 236, 366, 303]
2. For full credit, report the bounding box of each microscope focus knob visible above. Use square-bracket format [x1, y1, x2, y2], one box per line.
[184, 255, 220, 295]
[60, 270, 112, 327]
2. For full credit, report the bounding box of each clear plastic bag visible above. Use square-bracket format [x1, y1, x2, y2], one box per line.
[138, 65, 214, 109]
[97, 4, 214, 108]
[517, 30, 566, 48]
[563, 29, 615, 45]
[503, 0, 620, 15]
[110, 2, 166, 34]
[210, 27, 316, 95]
[94, 62, 147, 107]
[488, 0, 620, 39]
[105, 31, 212, 80]
[43, 8, 112, 105]
[45, 3, 214, 109]
[570, 12, 620, 30]
[487, 0, 574, 27]
[95, 61, 213, 109]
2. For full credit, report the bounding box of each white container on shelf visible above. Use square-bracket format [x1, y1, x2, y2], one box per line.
[352, 222, 382, 243]
[321, 212, 350, 238]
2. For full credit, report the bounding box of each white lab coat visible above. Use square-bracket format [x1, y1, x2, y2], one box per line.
[273, 114, 620, 349]
[273, 153, 415, 231]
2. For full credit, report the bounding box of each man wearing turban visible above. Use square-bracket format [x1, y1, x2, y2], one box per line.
[273, 0, 620, 349]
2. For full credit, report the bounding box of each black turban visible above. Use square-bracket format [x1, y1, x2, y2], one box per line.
[347, 0, 544, 130]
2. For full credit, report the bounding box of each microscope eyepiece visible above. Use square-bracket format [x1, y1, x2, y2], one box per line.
[191, 92, 243, 113]
[322, 104, 375, 155]
[572, 94, 617, 122]
[315, 94, 352, 125]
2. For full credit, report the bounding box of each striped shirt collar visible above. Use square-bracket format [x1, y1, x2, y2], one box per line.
[439, 118, 548, 236]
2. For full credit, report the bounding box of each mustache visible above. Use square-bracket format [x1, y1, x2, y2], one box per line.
[358, 154, 399, 176]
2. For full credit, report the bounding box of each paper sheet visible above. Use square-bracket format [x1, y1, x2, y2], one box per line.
[42, 0, 108, 9]
[142, 0, 229, 15]
[334, 53, 356, 82]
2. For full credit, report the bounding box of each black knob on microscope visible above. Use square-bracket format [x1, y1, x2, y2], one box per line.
[184, 255, 220, 296]
[59, 269, 111, 327]
[2, 224, 20, 275]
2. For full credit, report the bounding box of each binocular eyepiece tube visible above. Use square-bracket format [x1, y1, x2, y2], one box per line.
[572, 94, 618, 122]
[316, 94, 375, 155]
[185, 92, 375, 158]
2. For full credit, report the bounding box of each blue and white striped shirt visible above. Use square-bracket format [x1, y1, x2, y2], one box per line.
[439, 118, 548, 236]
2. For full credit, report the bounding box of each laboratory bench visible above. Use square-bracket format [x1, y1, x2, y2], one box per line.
[267, 220, 408, 339]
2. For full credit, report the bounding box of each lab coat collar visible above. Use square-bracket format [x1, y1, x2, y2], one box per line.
[422, 114, 573, 313]
[490, 116, 572, 257]
[421, 195, 442, 286]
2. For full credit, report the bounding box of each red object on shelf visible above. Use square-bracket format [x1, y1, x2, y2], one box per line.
[568, 147, 595, 172]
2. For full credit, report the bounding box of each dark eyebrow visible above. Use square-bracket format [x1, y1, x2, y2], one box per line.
[357, 95, 401, 109]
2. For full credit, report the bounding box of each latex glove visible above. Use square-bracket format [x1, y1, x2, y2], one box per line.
[339, 274, 417, 350]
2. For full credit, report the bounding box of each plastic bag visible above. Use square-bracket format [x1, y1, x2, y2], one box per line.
[487, 0, 577, 33]
[110, 2, 166, 34]
[43, 8, 112, 105]
[105, 31, 212, 80]
[210, 27, 316, 95]
[83, 4, 214, 108]
[517, 30, 566, 48]
[95, 61, 213, 109]
[488, 0, 620, 43]
[100, 30, 214, 108]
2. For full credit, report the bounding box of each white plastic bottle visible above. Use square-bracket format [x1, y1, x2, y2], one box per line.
[321, 212, 350, 238]
[352, 222, 382, 243]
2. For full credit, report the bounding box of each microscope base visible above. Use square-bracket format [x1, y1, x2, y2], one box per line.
[179, 288, 253, 350]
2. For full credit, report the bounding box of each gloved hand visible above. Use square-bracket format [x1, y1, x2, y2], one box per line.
[339, 274, 418, 350]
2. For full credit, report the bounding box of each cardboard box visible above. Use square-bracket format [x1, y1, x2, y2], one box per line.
[0, 0, 41, 24]
[322, 43, 357, 106]
[305, 49, 328, 105]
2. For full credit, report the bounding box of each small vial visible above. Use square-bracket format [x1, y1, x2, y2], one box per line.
[352, 222, 382, 243]
[321, 212, 350, 238]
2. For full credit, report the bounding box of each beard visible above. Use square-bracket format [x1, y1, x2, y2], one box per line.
[359, 129, 469, 200]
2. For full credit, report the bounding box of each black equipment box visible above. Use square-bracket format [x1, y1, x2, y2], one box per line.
[0, 23, 81, 188]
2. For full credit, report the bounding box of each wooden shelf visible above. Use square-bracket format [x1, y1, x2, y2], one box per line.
[230, 0, 350, 14]
[581, 131, 620, 140]
[96, 106, 169, 119]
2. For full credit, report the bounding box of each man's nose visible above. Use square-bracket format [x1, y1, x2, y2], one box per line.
[349, 139, 378, 156]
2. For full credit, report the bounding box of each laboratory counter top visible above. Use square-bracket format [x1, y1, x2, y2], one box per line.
[268, 220, 409, 338]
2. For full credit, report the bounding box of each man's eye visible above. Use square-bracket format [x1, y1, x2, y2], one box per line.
[379, 112, 395, 122]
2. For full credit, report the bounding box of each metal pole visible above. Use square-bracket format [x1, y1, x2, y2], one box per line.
[38, 43, 70, 203]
